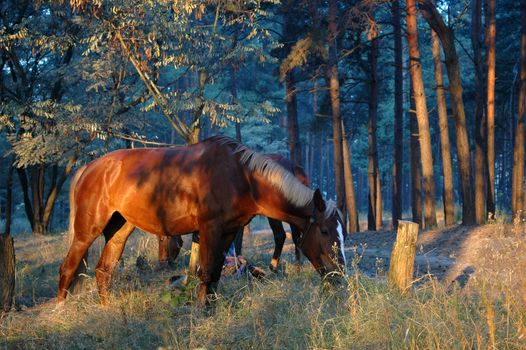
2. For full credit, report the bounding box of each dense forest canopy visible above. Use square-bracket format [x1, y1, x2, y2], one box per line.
[0, 0, 525, 235]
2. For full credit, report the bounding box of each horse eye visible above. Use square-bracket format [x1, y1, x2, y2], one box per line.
[321, 228, 329, 235]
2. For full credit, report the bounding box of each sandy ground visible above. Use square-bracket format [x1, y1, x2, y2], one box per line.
[249, 221, 526, 294]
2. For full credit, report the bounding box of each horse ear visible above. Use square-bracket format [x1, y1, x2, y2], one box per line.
[313, 188, 326, 212]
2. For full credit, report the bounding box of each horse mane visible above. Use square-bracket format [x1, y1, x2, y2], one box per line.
[324, 200, 343, 222]
[208, 135, 314, 208]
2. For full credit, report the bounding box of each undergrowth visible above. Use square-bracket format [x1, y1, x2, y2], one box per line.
[1, 225, 525, 349]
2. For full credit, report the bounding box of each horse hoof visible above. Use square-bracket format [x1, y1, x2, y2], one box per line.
[269, 264, 278, 273]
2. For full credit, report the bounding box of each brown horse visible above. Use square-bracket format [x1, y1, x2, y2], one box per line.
[159, 155, 309, 271]
[58, 136, 346, 305]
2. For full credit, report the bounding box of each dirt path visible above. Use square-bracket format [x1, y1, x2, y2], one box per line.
[345, 223, 526, 293]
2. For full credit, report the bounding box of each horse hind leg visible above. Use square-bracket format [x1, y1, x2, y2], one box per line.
[268, 218, 286, 272]
[57, 209, 113, 302]
[96, 213, 135, 305]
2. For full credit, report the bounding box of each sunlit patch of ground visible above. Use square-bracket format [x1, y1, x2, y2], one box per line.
[2, 222, 526, 349]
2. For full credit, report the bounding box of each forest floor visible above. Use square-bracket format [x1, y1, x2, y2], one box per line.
[1, 221, 526, 349]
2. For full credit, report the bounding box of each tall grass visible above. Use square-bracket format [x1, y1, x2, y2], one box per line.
[1, 225, 525, 349]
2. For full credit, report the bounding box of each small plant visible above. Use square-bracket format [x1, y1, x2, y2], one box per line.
[160, 278, 199, 308]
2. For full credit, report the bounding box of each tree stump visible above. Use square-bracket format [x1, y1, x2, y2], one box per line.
[0, 234, 15, 313]
[388, 220, 419, 294]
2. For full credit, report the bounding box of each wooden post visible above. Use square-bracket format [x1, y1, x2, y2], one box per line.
[388, 220, 419, 293]
[0, 234, 15, 313]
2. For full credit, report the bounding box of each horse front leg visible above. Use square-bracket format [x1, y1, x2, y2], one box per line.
[196, 225, 236, 307]
[290, 224, 303, 266]
[268, 218, 286, 272]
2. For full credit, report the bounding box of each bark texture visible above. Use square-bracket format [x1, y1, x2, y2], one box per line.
[485, 0, 496, 218]
[410, 82, 423, 227]
[419, 0, 476, 225]
[388, 220, 419, 294]
[367, 16, 382, 231]
[326, 0, 346, 213]
[406, 0, 437, 229]
[392, 0, 404, 230]
[342, 121, 359, 233]
[471, 0, 487, 224]
[0, 234, 15, 313]
[431, 30, 455, 227]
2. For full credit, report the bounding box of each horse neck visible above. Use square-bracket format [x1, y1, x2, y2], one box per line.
[249, 172, 313, 228]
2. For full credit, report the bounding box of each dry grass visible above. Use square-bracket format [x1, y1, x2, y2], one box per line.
[1, 223, 526, 349]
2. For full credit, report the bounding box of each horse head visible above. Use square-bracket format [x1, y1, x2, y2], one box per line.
[299, 189, 347, 278]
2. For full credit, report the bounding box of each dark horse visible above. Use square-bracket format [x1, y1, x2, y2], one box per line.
[157, 154, 309, 272]
[58, 136, 346, 305]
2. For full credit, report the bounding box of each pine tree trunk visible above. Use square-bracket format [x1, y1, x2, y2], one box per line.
[4, 158, 14, 236]
[342, 121, 359, 233]
[431, 30, 455, 227]
[285, 71, 301, 166]
[406, 0, 437, 229]
[410, 82, 423, 227]
[512, 0, 526, 218]
[367, 17, 382, 231]
[392, 0, 404, 230]
[485, 0, 496, 218]
[471, 0, 486, 224]
[326, 0, 345, 213]
[419, 0, 476, 225]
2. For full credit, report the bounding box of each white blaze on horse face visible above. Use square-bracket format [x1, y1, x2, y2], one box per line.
[336, 221, 347, 271]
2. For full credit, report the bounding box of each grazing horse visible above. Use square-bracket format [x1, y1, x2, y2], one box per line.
[159, 154, 309, 272]
[265, 154, 309, 272]
[58, 136, 346, 306]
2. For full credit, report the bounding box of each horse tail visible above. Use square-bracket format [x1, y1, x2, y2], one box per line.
[67, 164, 88, 245]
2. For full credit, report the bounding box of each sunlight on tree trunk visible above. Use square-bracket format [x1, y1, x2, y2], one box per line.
[471, 0, 487, 225]
[485, 0, 496, 218]
[342, 121, 359, 233]
[406, 0, 437, 229]
[431, 30, 455, 227]
[419, 0, 476, 225]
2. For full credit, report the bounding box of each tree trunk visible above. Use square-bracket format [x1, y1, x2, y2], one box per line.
[283, 3, 302, 166]
[471, 0, 486, 224]
[16, 168, 34, 231]
[431, 30, 455, 227]
[512, 0, 526, 218]
[285, 71, 301, 166]
[231, 66, 244, 255]
[388, 220, 419, 294]
[3, 158, 14, 236]
[42, 155, 77, 231]
[326, 0, 345, 213]
[485, 0, 496, 218]
[406, 0, 437, 229]
[342, 121, 359, 233]
[392, 0, 404, 230]
[0, 234, 15, 313]
[367, 15, 382, 231]
[419, 0, 476, 225]
[410, 82, 423, 227]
